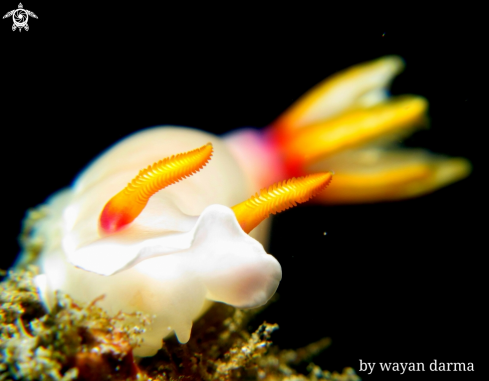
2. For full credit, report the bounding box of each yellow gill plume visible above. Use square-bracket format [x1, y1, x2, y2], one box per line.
[282, 95, 428, 170]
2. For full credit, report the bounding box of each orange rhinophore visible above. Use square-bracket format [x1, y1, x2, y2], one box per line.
[100, 143, 213, 233]
[232, 172, 333, 234]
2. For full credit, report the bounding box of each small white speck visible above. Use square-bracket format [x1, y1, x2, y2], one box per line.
[323, 232, 327, 235]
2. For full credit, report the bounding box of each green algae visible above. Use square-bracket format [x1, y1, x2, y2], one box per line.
[0, 267, 148, 381]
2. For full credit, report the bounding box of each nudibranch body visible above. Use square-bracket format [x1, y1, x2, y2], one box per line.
[35, 128, 291, 357]
[30, 56, 470, 357]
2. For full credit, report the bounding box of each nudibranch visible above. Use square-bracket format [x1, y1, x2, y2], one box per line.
[30, 56, 470, 357]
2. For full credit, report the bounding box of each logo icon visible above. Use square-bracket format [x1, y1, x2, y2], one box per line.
[3, 3, 37, 32]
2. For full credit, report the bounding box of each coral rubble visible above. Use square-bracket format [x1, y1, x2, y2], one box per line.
[0, 205, 360, 380]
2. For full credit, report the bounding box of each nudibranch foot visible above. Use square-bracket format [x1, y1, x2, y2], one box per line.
[1, 267, 354, 379]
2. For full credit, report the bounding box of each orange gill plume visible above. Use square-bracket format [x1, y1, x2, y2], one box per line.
[271, 56, 406, 134]
[280, 96, 428, 174]
[260, 55, 471, 203]
[99, 143, 213, 233]
[232, 172, 333, 234]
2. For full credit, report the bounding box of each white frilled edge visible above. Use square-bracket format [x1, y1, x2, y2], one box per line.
[65, 202, 282, 309]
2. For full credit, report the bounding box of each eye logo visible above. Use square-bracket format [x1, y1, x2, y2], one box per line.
[3, 3, 37, 32]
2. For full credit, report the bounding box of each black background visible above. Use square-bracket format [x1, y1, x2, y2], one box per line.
[1, 3, 484, 381]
